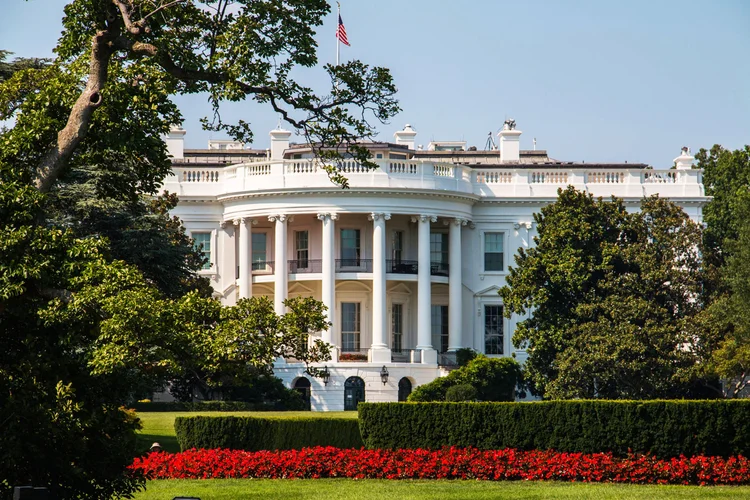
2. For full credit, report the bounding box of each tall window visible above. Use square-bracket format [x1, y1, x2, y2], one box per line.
[485, 305, 504, 354]
[295, 230, 309, 268]
[192, 232, 211, 270]
[484, 232, 504, 271]
[340, 229, 361, 266]
[252, 233, 267, 270]
[431, 305, 449, 353]
[341, 302, 361, 352]
[392, 230, 404, 263]
[392, 303, 403, 353]
[430, 233, 448, 265]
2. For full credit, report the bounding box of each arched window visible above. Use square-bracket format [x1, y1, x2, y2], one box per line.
[344, 376, 365, 411]
[398, 377, 412, 402]
[293, 377, 311, 411]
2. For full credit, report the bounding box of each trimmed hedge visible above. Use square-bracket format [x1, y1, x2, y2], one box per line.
[131, 401, 289, 412]
[358, 400, 750, 458]
[175, 416, 363, 451]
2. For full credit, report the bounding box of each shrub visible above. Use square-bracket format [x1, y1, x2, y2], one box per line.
[455, 348, 478, 367]
[358, 400, 750, 458]
[409, 356, 521, 402]
[130, 446, 750, 485]
[174, 416, 363, 451]
[445, 384, 478, 402]
[131, 398, 307, 412]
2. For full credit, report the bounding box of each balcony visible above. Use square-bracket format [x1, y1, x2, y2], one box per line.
[387, 259, 418, 274]
[288, 259, 322, 273]
[165, 158, 704, 201]
[335, 259, 373, 273]
[430, 261, 449, 277]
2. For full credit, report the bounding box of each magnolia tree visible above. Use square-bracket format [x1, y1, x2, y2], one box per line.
[1, 1, 398, 498]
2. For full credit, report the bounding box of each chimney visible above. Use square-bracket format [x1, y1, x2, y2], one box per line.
[498, 119, 522, 163]
[674, 146, 695, 170]
[165, 125, 186, 160]
[393, 124, 417, 150]
[269, 126, 292, 160]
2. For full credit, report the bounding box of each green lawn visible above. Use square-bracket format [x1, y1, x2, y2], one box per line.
[133, 479, 750, 499]
[136, 411, 356, 454]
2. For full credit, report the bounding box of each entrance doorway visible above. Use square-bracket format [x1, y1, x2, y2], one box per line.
[344, 376, 365, 411]
[293, 377, 311, 411]
[398, 377, 412, 402]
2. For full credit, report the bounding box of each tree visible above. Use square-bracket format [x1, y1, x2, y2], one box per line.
[1, 1, 398, 498]
[500, 187, 714, 399]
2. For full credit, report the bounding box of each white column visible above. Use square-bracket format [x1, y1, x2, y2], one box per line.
[369, 212, 391, 362]
[448, 218, 466, 351]
[414, 214, 437, 364]
[235, 218, 252, 299]
[317, 212, 338, 349]
[270, 214, 288, 314]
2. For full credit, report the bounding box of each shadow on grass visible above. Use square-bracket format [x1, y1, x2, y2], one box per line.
[136, 433, 180, 454]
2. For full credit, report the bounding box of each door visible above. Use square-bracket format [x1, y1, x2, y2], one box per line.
[344, 376, 365, 411]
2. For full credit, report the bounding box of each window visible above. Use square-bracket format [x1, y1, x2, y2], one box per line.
[392, 231, 404, 263]
[192, 232, 211, 270]
[340, 229, 361, 266]
[431, 305, 449, 354]
[295, 230, 309, 268]
[392, 303, 403, 353]
[398, 378, 412, 402]
[430, 233, 448, 265]
[252, 233, 267, 270]
[484, 232, 504, 271]
[344, 376, 365, 411]
[341, 302, 361, 352]
[485, 305, 504, 355]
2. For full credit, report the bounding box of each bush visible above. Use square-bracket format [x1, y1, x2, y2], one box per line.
[455, 348, 478, 367]
[131, 398, 306, 412]
[445, 384, 478, 402]
[174, 416, 363, 451]
[409, 356, 521, 402]
[130, 446, 750, 485]
[358, 400, 750, 458]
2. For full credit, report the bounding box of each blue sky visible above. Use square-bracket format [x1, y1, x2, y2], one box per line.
[1, 0, 748, 166]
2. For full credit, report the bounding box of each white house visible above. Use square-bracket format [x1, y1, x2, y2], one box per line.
[164, 121, 706, 411]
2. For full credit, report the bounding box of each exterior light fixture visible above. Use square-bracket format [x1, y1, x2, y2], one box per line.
[321, 366, 330, 386]
[380, 365, 389, 385]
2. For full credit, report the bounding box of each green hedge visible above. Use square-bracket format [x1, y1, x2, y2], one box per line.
[175, 416, 363, 451]
[358, 400, 750, 458]
[131, 401, 292, 412]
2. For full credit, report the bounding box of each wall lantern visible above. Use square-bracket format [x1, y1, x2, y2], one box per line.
[321, 366, 330, 386]
[380, 365, 389, 385]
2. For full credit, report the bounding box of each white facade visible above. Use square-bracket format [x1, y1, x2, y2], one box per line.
[166, 125, 706, 411]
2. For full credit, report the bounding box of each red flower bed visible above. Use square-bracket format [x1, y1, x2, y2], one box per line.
[130, 447, 750, 485]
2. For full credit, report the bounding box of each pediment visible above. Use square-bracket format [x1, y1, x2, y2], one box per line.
[475, 284, 503, 297]
[387, 283, 412, 294]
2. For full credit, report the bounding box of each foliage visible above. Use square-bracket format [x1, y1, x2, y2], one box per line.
[130, 446, 750, 485]
[500, 187, 712, 398]
[174, 416, 363, 451]
[408, 356, 521, 402]
[455, 348, 478, 367]
[358, 400, 750, 458]
[132, 399, 303, 413]
[445, 384, 478, 402]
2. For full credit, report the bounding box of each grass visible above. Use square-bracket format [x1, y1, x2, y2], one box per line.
[136, 411, 356, 453]
[133, 479, 750, 499]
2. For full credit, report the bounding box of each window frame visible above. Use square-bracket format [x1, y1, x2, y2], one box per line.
[251, 231, 269, 272]
[483, 304, 504, 355]
[340, 301, 362, 352]
[339, 227, 362, 267]
[190, 229, 217, 274]
[294, 230, 309, 269]
[482, 230, 506, 273]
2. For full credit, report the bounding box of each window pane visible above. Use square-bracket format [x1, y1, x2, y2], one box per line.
[430, 233, 448, 265]
[252, 233, 267, 270]
[192, 232, 211, 270]
[295, 231, 308, 267]
[431, 305, 449, 353]
[392, 303, 403, 352]
[341, 302, 361, 352]
[392, 231, 403, 262]
[484, 305, 504, 355]
[484, 232, 504, 271]
[341, 229, 360, 264]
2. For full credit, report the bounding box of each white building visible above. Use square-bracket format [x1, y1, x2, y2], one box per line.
[164, 122, 706, 411]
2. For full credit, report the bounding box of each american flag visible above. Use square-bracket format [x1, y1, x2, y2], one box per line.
[336, 14, 350, 46]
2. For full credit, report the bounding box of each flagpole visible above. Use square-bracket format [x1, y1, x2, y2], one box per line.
[336, 2, 340, 67]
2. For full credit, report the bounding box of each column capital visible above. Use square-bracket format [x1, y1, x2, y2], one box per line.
[411, 214, 437, 224]
[316, 212, 339, 221]
[444, 218, 468, 227]
[232, 217, 257, 226]
[368, 212, 392, 222]
[268, 214, 289, 223]
[513, 221, 533, 230]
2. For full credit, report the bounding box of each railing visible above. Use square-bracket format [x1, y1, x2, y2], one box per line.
[386, 260, 418, 274]
[587, 171, 625, 184]
[476, 171, 513, 184]
[247, 162, 272, 176]
[288, 259, 322, 273]
[438, 352, 459, 369]
[643, 171, 677, 184]
[433, 164, 454, 177]
[389, 161, 418, 175]
[335, 259, 373, 272]
[430, 261, 449, 276]
[251, 260, 274, 273]
[182, 170, 220, 182]
[530, 171, 568, 184]
[391, 349, 422, 363]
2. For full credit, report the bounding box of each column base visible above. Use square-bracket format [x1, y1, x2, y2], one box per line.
[418, 348, 437, 364]
[328, 346, 339, 363]
[369, 347, 392, 363]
